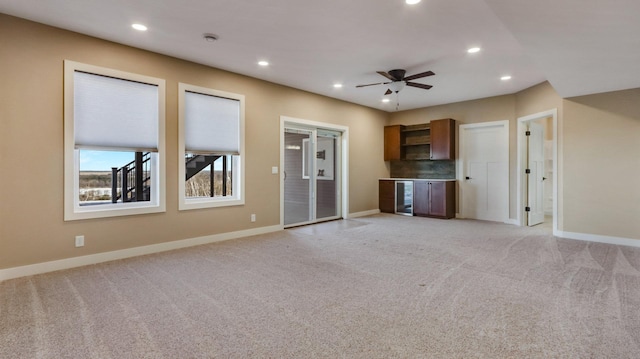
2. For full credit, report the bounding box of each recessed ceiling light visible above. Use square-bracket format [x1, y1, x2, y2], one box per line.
[501, 75, 512, 81]
[382, 98, 391, 103]
[467, 47, 481, 54]
[406, 0, 421, 4]
[258, 61, 269, 67]
[333, 83, 343, 88]
[131, 23, 147, 31]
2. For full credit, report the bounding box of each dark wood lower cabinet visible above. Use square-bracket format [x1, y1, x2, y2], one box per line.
[413, 180, 455, 219]
[379, 180, 396, 213]
[413, 181, 430, 216]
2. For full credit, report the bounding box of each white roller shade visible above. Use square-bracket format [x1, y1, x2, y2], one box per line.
[74, 71, 159, 151]
[184, 91, 240, 154]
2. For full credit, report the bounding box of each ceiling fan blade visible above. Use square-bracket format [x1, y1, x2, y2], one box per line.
[356, 82, 384, 88]
[406, 82, 433, 90]
[404, 71, 435, 81]
[377, 71, 396, 81]
[384, 89, 392, 95]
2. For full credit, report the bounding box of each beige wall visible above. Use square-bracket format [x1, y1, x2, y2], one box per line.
[0, 14, 388, 269]
[562, 89, 640, 239]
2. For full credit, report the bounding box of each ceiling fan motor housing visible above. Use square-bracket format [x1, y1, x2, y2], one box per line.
[388, 69, 406, 81]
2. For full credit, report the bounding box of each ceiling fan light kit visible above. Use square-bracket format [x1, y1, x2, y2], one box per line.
[389, 81, 406, 93]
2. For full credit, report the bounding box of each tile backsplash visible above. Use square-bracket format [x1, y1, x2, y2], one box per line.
[390, 160, 456, 179]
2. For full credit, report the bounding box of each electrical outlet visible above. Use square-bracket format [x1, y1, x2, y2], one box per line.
[251, 214, 256, 222]
[271, 166, 278, 174]
[75, 235, 85, 247]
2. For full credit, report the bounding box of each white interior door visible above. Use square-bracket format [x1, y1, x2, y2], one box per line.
[460, 121, 509, 222]
[527, 122, 545, 226]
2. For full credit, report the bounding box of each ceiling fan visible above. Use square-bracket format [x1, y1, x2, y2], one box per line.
[356, 69, 435, 95]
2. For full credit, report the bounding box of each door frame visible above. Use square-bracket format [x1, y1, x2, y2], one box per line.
[516, 108, 558, 234]
[458, 120, 510, 222]
[280, 116, 349, 227]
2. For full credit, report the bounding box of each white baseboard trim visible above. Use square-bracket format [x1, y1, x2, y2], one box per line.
[0, 224, 283, 282]
[504, 218, 519, 225]
[347, 209, 380, 218]
[556, 230, 640, 248]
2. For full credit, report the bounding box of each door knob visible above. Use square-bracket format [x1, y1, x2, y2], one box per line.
[465, 176, 472, 180]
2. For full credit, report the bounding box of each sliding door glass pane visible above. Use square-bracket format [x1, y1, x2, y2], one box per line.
[284, 129, 312, 225]
[315, 132, 339, 220]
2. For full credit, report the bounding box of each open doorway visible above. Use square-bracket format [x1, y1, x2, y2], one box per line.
[517, 109, 558, 234]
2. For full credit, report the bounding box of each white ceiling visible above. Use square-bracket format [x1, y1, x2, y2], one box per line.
[2, 0, 639, 112]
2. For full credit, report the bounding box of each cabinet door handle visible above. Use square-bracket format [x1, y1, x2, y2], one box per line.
[465, 176, 472, 180]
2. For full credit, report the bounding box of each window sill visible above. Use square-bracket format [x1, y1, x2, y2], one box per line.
[64, 201, 165, 221]
[179, 197, 244, 211]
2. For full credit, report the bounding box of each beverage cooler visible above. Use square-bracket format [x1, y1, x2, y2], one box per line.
[395, 180, 413, 215]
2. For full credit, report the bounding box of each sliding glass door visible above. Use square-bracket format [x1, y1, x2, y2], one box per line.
[283, 126, 341, 227]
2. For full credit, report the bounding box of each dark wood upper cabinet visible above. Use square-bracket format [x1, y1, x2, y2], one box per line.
[430, 118, 455, 160]
[384, 118, 455, 161]
[384, 125, 403, 161]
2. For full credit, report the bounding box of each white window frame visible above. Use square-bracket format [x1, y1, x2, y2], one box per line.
[178, 83, 245, 210]
[63, 60, 166, 221]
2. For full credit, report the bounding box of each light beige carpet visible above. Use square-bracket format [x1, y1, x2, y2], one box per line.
[2, 214, 640, 358]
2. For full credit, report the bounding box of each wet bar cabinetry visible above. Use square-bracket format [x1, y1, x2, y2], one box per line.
[384, 118, 455, 161]
[379, 179, 455, 219]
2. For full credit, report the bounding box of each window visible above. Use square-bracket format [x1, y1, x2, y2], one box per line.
[64, 60, 165, 220]
[178, 83, 245, 210]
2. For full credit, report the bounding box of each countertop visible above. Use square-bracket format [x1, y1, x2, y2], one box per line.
[379, 178, 457, 182]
